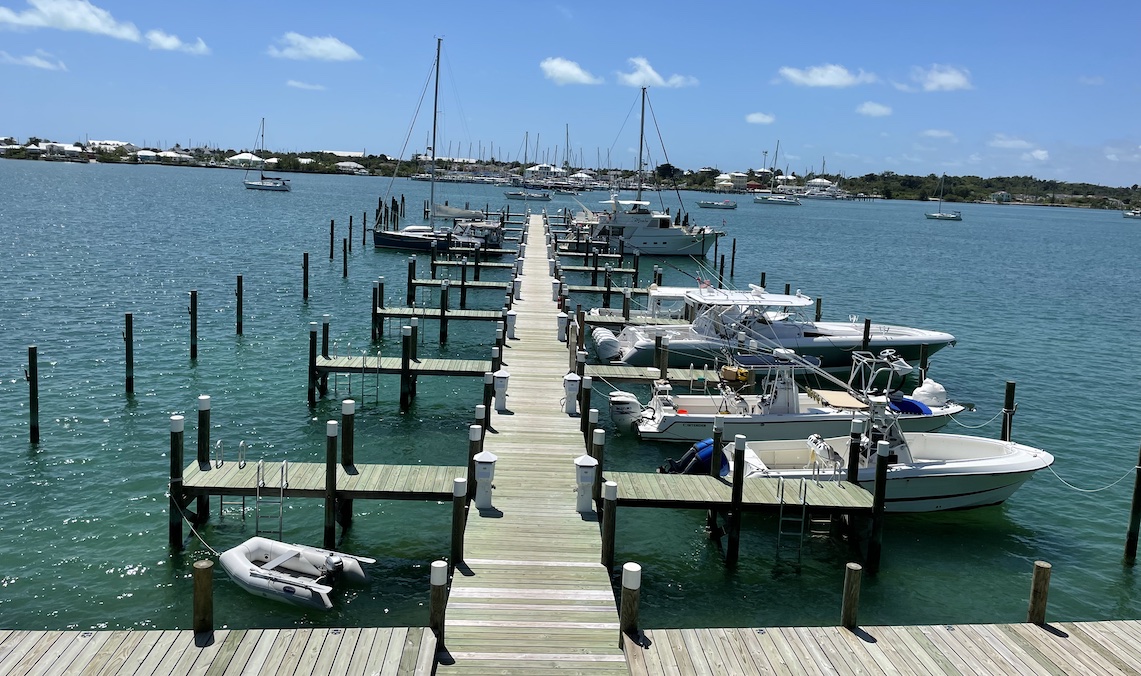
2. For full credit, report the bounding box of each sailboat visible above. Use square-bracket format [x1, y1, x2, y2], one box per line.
[754, 141, 800, 206]
[504, 132, 550, 201]
[925, 173, 962, 220]
[373, 39, 505, 254]
[243, 118, 291, 192]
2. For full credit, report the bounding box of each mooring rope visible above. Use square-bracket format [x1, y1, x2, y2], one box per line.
[1044, 464, 1138, 493]
[948, 409, 1003, 429]
[170, 485, 222, 557]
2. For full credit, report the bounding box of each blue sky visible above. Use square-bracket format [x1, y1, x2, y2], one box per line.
[2, 1, 1139, 186]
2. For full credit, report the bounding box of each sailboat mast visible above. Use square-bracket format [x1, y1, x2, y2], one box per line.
[429, 37, 441, 223]
[637, 87, 646, 202]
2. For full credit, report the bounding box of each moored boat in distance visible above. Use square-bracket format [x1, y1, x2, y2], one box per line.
[504, 190, 551, 201]
[925, 173, 961, 220]
[754, 193, 801, 206]
[1123, 208, 1141, 219]
[243, 117, 291, 192]
[697, 199, 737, 209]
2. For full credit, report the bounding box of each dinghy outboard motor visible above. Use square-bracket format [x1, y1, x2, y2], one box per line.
[658, 438, 729, 476]
[323, 555, 345, 579]
[592, 327, 622, 362]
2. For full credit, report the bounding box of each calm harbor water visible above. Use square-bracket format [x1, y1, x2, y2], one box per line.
[1, 159, 1139, 631]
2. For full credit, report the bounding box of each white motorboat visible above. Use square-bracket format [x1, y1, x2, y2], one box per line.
[607, 285, 956, 373]
[219, 536, 374, 610]
[754, 194, 801, 206]
[924, 173, 961, 221]
[1123, 209, 1141, 219]
[612, 351, 964, 443]
[662, 405, 1053, 513]
[697, 200, 738, 209]
[505, 190, 551, 201]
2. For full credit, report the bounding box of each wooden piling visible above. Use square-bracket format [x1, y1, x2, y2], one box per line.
[918, 343, 929, 380]
[622, 289, 631, 320]
[1124, 444, 1141, 565]
[710, 417, 724, 478]
[460, 258, 469, 309]
[840, 562, 862, 629]
[601, 481, 618, 572]
[342, 238, 348, 278]
[168, 415, 185, 549]
[319, 315, 330, 396]
[730, 238, 736, 277]
[1027, 560, 1052, 625]
[124, 313, 134, 395]
[192, 559, 213, 635]
[429, 560, 448, 645]
[307, 323, 318, 406]
[718, 254, 725, 288]
[861, 318, 872, 352]
[371, 282, 379, 341]
[591, 428, 606, 503]
[302, 252, 309, 301]
[482, 374, 494, 430]
[579, 377, 593, 433]
[406, 257, 416, 306]
[846, 418, 863, 483]
[619, 562, 641, 647]
[362, 211, 367, 247]
[466, 425, 481, 502]
[196, 395, 210, 520]
[235, 275, 244, 335]
[815, 297, 822, 323]
[329, 219, 335, 260]
[189, 290, 198, 360]
[760, 271, 766, 289]
[26, 345, 40, 444]
[784, 282, 791, 295]
[867, 441, 890, 574]
[324, 420, 338, 549]
[338, 399, 355, 528]
[400, 326, 413, 411]
[1000, 381, 1016, 442]
[440, 280, 451, 344]
[450, 478, 467, 574]
[348, 215, 353, 253]
[727, 435, 746, 566]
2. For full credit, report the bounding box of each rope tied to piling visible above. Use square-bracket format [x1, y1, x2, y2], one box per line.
[170, 485, 222, 557]
[1044, 463, 1139, 494]
[947, 409, 1004, 429]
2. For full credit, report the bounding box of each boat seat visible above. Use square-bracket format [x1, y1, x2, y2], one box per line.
[262, 549, 302, 571]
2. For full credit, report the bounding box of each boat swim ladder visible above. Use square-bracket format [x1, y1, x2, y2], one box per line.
[255, 459, 288, 539]
[776, 477, 808, 571]
[216, 440, 249, 519]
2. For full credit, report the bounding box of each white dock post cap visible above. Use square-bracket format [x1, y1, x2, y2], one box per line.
[734, 434, 747, 450]
[592, 428, 606, 447]
[474, 449, 498, 464]
[326, 420, 339, 437]
[309, 322, 318, 332]
[322, 314, 330, 324]
[661, 335, 670, 347]
[342, 399, 355, 415]
[430, 559, 447, 586]
[624, 288, 631, 298]
[170, 415, 185, 433]
[469, 425, 482, 442]
[453, 477, 467, 497]
[850, 417, 865, 434]
[484, 373, 494, 385]
[604, 480, 618, 501]
[577, 350, 587, 363]
[589, 408, 599, 425]
[441, 279, 450, 288]
[622, 562, 642, 590]
[197, 395, 211, 410]
[411, 317, 419, 328]
[402, 325, 412, 336]
[877, 440, 890, 456]
[713, 414, 724, 432]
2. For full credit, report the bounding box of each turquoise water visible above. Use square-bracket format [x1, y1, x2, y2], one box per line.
[1, 160, 1139, 631]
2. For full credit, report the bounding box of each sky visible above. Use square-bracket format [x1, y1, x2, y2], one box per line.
[1, 1, 1139, 187]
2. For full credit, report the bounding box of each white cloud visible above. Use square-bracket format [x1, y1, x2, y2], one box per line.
[616, 57, 697, 88]
[989, 134, 1033, 150]
[539, 57, 601, 85]
[1078, 75, 1104, 86]
[778, 64, 876, 87]
[856, 101, 891, 117]
[910, 64, 972, 91]
[1022, 149, 1049, 162]
[0, 48, 65, 70]
[145, 30, 208, 55]
[268, 32, 361, 61]
[921, 129, 955, 139]
[287, 79, 325, 91]
[745, 112, 775, 124]
[0, 0, 139, 40]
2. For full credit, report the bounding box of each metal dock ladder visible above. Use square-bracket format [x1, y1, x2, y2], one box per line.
[215, 440, 248, 519]
[776, 477, 808, 571]
[255, 459, 288, 539]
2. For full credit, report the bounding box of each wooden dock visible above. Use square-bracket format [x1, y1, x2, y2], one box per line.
[585, 364, 722, 385]
[0, 627, 436, 675]
[605, 471, 873, 512]
[183, 462, 466, 500]
[623, 620, 1141, 675]
[435, 212, 627, 673]
[314, 355, 491, 378]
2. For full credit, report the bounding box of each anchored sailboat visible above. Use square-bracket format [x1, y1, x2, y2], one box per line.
[243, 118, 291, 192]
[925, 173, 961, 221]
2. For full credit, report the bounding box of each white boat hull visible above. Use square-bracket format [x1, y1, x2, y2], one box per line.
[735, 432, 1053, 512]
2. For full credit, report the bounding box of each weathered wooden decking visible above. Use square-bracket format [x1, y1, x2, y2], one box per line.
[0, 626, 436, 675]
[605, 471, 873, 512]
[314, 355, 491, 377]
[183, 462, 466, 500]
[622, 620, 1141, 675]
[585, 364, 721, 385]
[436, 213, 627, 674]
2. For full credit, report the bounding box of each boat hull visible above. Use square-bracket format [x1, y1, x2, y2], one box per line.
[244, 180, 290, 192]
[219, 537, 372, 610]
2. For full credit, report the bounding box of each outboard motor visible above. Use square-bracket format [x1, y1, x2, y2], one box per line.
[658, 438, 729, 476]
[592, 327, 621, 361]
[608, 391, 643, 432]
[323, 555, 345, 579]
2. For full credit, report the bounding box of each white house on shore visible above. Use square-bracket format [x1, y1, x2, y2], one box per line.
[227, 152, 263, 167]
